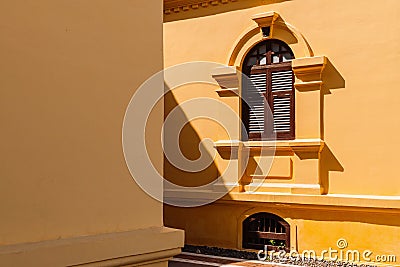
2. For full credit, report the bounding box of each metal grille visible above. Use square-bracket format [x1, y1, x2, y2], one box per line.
[243, 212, 290, 251]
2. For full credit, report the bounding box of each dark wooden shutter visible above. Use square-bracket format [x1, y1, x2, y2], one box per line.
[267, 65, 295, 140]
[247, 69, 267, 139]
[246, 63, 295, 140]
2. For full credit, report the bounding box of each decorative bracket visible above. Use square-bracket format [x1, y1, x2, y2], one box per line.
[292, 56, 327, 91]
[211, 66, 239, 97]
[251, 12, 281, 38]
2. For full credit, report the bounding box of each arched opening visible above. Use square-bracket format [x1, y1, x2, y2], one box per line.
[241, 39, 295, 141]
[242, 212, 290, 251]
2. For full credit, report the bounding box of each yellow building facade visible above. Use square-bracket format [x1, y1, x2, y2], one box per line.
[163, 0, 400, 265]
[0, 0, 183, 266]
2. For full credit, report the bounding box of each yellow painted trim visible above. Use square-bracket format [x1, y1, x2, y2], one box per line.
[164, 0, 238, 14]
[227, 12, 314, 67]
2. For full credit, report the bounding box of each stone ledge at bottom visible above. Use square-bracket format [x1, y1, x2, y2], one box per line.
[0, 226, 184, 267]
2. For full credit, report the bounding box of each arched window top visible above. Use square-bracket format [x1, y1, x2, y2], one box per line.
[241, 39, 295, 141]
[243, 39, 294, 72]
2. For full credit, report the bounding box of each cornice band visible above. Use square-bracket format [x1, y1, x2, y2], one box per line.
[164, 0, 238, 14]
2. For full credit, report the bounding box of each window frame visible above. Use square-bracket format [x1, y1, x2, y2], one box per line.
[242, 40, 295, 141]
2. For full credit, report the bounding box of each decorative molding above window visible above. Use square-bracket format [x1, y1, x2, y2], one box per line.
[164, 0, 237, 14]
[252, 11, 280, 27]
[211, 66, 239, 97]
[292, 56, 326, 91]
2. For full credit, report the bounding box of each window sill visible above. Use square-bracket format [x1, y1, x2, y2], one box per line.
[214, 138, 325, 153]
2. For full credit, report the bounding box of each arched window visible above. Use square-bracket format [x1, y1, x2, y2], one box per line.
[242, 212, 290, 251]
[242, 39, 295, 140]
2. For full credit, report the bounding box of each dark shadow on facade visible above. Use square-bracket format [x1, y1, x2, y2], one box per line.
[319, 145, 344, 194]
[163, 89, 221, 188]
[322, 58, 346, 94]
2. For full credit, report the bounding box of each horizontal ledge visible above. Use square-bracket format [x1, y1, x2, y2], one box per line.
[210, 66, 237, 76]
[164, 189, 400, 211]
[0, 227, 184, 266]
[294, 80, 323, 91]
[214, 140, 242, 148]
[214, 139, 324, 153]
[220, 193, 400, 212]
[211, 71, 239, 91]
[292, 56, 326, 70]
[251, 175, 291, 179]
[248, 182, 320, 189]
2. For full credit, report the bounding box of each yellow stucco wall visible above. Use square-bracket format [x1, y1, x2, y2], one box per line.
[0, 0, 183, 265]
[165, 203, 400, 263]
[163, 0, 400, 264]
[164, 0, 400, 196]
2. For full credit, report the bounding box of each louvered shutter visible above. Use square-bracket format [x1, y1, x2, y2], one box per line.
[268, 66, 295, 139]
[245, 64, 294, 140]
[247, 71, 266, 137]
